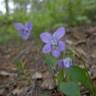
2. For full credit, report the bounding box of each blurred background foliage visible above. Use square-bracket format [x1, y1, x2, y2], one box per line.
[0, 0, 96, 43]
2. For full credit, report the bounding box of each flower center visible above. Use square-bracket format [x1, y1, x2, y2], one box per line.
[50, 38, 59, 50]
[51, 38, 58, 46]
[25, 28, 29, 32]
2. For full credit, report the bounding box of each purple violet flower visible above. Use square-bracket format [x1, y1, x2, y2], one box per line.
[40, 27, 65, 58]
[14, 22, 32, 40]
[58, 57, 72, 68]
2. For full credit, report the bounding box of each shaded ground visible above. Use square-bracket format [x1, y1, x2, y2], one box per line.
[0, 26, 96, 96]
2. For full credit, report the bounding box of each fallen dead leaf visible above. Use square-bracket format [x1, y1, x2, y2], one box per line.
[32, 72, 42, 80]
[41, 79, 55, 90]
[41, 71, 55, 90]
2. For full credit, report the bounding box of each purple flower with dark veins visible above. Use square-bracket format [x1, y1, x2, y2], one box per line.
[14, 22, 32, 40]
[40, 27, 65, 58]
[58, 57, 72, 68]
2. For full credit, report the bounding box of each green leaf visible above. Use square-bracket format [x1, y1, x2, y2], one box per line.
[44, 54, 57, 67]
[59, 82, 80, 96]
[65, 66, 86, 82]
[65, 65, 92, 91]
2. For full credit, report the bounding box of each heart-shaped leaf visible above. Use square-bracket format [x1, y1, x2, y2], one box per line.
[65, 65, 93, 92]
[59, 82, 80, 96]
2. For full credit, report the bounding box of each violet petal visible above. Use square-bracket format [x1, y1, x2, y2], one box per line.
[25, 22, 32, 30]
[42, 43, 51, 53]
[53, 27, 65, 40]
[52, 50, 60, 58]
[58, 41, 65, 51]
[40, 32, 52, 43]
[14, 23, 24, 32]
[63, 58, 72, 68]
[20, 30, 30, 40]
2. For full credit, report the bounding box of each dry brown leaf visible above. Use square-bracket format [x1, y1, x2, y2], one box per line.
[32, 72, 42, 80]
[41, 79, 55, 90]
[41, 71, 55, 90]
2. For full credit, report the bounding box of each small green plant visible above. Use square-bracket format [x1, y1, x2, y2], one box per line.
[40, 27, 96, 96]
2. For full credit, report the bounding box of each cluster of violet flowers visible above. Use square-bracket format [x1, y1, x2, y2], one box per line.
[14, 22, 72, 69]
[40, 27, 72, 68]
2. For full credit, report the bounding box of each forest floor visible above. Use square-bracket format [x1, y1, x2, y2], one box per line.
[0, 26, 96, 96]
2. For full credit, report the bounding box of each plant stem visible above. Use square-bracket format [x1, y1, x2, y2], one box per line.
[83, 62, 95, 96]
